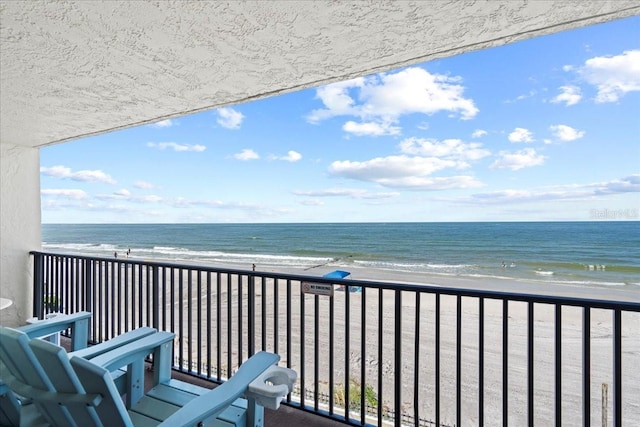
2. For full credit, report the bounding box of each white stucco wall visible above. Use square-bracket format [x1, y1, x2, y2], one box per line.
[0, 142, 40, 326]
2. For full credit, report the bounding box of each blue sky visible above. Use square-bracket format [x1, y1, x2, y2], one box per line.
[41, 17, 639, 224]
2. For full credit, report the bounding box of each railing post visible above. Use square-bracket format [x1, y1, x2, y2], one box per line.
[613, 309, 621, 427]
[84, 258, 93, 315]
[32, 252, 44, 319]
[248, 273, 255, 357]
[152, 265, 160, 330]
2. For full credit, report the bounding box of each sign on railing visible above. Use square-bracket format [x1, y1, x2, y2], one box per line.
[301, 281, 333, 296]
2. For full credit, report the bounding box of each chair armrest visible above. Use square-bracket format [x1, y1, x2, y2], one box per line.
[70, 327, 157, 360]
[82, 331, 175, 379]
[246, 365, 297, 409]
[18, 311, 92, 351]
[157, 352, 281, 427]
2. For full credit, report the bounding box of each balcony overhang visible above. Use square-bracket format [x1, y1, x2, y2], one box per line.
[1, 1, 639, 148]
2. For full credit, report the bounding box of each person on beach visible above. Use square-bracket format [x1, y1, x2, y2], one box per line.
[252, 264, 256, 271]
[114, 252, 118, 259]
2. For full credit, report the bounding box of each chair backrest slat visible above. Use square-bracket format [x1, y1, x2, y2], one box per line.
[30, 339, 100, 426]
[0, 326, 74, 425]
[71, 355, 133, 427]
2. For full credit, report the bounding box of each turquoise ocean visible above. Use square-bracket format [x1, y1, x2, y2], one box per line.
[42, 222, 640, 290]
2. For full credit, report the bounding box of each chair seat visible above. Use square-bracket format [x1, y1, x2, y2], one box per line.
[131, 381, 248, 427]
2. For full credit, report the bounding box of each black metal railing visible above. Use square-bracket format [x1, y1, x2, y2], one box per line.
[31, 251, 639, 427]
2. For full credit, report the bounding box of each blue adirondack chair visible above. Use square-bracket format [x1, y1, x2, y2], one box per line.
[0, 312, 158, 426]
[1, 326, 296, 426]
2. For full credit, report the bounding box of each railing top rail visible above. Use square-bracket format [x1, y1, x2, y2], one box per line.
[31, 250, 640, 312]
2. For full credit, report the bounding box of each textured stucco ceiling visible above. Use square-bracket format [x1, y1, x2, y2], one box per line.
[1, 1, 639, 148]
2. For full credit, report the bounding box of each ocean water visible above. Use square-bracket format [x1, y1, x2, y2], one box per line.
[41, 222, 640, 289]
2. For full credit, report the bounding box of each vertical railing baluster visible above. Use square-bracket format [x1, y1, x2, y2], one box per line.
[152, 265, 160, 332]
[161, 267, 167, 331]
[286, 279, 292, 403]
[123, 260, 129, 332]
[227, 273, 232, 378]
[456, 295, 462, 427]
[613, 308, 622, 427]
[300, 284, 306, 408]
[109, 258, 114, 333]
[314, 294, 319, 411]
[206, 271, 211, 379]
[435, 293, 441, 427]
[83, 259, 93, 333]
[479, 297, 484, 427]
[414, 291, 420, 427]
[187, 269, 193, 373]
[377, 288, 383, 426]
[528, 301, 534, 427]
[216, 272, 221, 380]
[262, 276, 267, 352]
[503, 299, 509, 427]
[116, 259, 122, 335]
[329, 282, 335, 415]
[170, 267, 175, 333]
[197, 270, 202, 374]
[96, 261, 106, 342]
[394, 290, 401, 427]
[273, 277, 279, 355]
[248, 273, 256, 357]
[583, 307, 591, 427]
[238, 274, 243, 365]
[361, 287, 367, 425]
[145, 266, 152, 327]
[555, 304, 562, 427]
[178, 268, 184, 370]
[345, 285, 351, 419]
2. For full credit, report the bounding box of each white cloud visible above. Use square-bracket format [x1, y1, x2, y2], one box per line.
[457, 175, 640, 204]
[471, 129, 487, 138]
[293, 188, 399, 199]
[270, 150, 302, 162]
[490, 148, 546, 170]
[307, 78, 365, 123]
[234, 149, 259, 161]
[40, 165, 116, 185]
[398, 138, 490, 163]
[549, 124, 585, 142]
[113, 189, 131, 198]
[328, 155, 483, 190]
[551, 85, 582, 106]
[151, 119, 175, 128]
[579, 50, 640, 103]
[147, 142, 206, 152]
[216, 107, 245, 129]
[137, 195, 163, 203]
[134, 181, 155, 189]
[41, 189, 88, 199]
[307, 67, 478, 135]
[298, 199, 325, 206]
[508, 127, 534, 143]
[343, 120, 401, 136]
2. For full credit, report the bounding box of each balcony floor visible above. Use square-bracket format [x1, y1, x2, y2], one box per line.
[168, 368, 344, 427]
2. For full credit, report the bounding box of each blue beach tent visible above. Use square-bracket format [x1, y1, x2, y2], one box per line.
[323, 270, 362, 293]
[323, 270, 351, 279]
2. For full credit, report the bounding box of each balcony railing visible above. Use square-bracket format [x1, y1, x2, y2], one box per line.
[31, 251, 639, 427]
